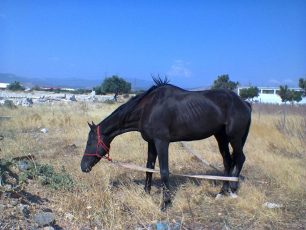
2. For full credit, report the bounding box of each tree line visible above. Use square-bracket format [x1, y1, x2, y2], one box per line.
[211, 74, 305, 103]
[5, 75, 306, 103]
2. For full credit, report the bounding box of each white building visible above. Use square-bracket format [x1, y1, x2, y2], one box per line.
[0, 83, 9, 90]
[237, 86, 306, 104]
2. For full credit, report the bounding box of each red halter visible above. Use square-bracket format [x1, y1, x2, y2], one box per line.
[84, 126, 112, 161]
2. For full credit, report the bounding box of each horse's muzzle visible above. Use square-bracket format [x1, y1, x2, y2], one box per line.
[81, 166, 92, 173]
[80, 161, 92, 173]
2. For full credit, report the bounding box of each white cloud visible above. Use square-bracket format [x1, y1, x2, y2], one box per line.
[167, 60, 192, 78]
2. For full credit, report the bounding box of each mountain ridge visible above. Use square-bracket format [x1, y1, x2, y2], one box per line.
[0, 73, 152, 90]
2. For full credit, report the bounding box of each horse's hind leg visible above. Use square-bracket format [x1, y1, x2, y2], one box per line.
[154, 139, 171, 211]
[215, 132, 232, 195]
[229, 139, 246, 193]
[144, 142, 157, 194]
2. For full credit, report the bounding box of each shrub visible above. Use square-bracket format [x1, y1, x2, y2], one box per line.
[104, 99, 116, 104]
[3, 100, 17, 109]
[7, 81, 25, 91]
[95, 75, 131, 95]
[17, 161, 74, 190]
[211, 74, 239, 91]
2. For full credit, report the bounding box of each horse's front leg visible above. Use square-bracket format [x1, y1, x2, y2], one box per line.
[154, 139, 171, 211]
[144, 142, 157, 193]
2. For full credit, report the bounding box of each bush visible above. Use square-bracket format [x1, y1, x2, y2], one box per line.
[278, 85, 303, 103]
[3, 100, 17, 109]
[7, 81, 25, 91]
[239, 87, 259, 100]
[104, 99, 116, 104]
[36, 164, 74, 190]
[211, 74, 239, 91]
[16, 161, 74, 191]
[95, 75, 131, 95]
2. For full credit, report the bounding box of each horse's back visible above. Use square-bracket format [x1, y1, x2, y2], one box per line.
[140, 85, 251, 141]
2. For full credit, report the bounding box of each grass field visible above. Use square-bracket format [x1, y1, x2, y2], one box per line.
[1, 101, 305, 229]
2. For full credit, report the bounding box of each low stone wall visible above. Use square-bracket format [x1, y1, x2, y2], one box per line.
[0, 91, 115, 106]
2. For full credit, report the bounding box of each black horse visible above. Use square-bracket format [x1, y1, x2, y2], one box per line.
[81, 79, 252, 210]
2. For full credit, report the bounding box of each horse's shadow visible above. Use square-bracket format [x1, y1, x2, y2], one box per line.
[110, 169, 227, 197]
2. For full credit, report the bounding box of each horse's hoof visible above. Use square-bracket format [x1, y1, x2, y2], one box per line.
[160, 200, 172, 211]
[144, 187, 151, 194]
[229, 191, 238, 199]
[215, 193, 224, 200]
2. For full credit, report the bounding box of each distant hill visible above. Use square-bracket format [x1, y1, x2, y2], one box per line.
[0, 73, 29, 84]
[0, 73, 152, 90]
[0, 73, 100, 89]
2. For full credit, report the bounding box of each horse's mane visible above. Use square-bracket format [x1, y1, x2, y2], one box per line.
[100, 77, 170, 126]
[130, 76, 169, 104]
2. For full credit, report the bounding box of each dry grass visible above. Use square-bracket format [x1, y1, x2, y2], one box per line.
[1, 102, 305, 229]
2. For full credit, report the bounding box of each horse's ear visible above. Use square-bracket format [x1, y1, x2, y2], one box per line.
[91, 121, 96, 126]
[87, 122, 93, 129]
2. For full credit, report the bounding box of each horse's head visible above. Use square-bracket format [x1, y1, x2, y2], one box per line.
[80, 122, 110, 173]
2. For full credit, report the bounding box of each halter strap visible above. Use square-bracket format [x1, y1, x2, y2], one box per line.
[84, 126, 112, 161]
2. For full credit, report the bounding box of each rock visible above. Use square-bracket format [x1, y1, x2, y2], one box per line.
[11, 198, 19, 206]
[150, 221, 181, 230]
[0, 204, 5, 212]
[4, 184, 12, 190]
[155, 222, 168, 230]
[22, 98, 33, 107]
[0, 176, 3, 187]
[40, 128, 48, 133]
[18, 160, 30, 171]
[67, 94, 77, 101]
[34, 212, 55, 227]
[263, 202, 283, 209]
[64, 212, 74, 221]
[18, 204, 30, 218]
[3, 100, 17, 109]
[42, 227, 55, 230]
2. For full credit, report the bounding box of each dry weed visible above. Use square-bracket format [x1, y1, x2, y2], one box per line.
[0, 103, 305, 229]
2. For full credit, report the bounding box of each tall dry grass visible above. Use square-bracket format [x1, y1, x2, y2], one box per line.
[0, 102, 305, 229]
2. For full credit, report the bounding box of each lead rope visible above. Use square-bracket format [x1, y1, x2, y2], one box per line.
[105, 160, 239, 182]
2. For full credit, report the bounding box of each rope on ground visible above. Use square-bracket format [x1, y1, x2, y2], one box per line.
[180, 141, 222, 173]
[108, 160, 239, 182]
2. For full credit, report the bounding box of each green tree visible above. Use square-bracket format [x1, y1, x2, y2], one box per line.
[32, 85, 42, 91]
[95, 75, 131, 95]
[239, 87, 259, 100]
[211, 74, 239, 90]
[288, 90, 303, 103]
[93, 86, 103, 95]
[278, 85, 303, 104]
[298, 78, 306, 96]
[7, 81, 25, 91]
[278, 85, 290, 103]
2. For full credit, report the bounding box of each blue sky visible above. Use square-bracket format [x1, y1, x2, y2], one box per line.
[0, 0, 305, 88]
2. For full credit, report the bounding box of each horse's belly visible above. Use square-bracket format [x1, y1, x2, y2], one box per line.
[169, 120, 223, 142]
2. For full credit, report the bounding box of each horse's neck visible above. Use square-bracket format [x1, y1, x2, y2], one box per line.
[101, 107, 140, 141]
